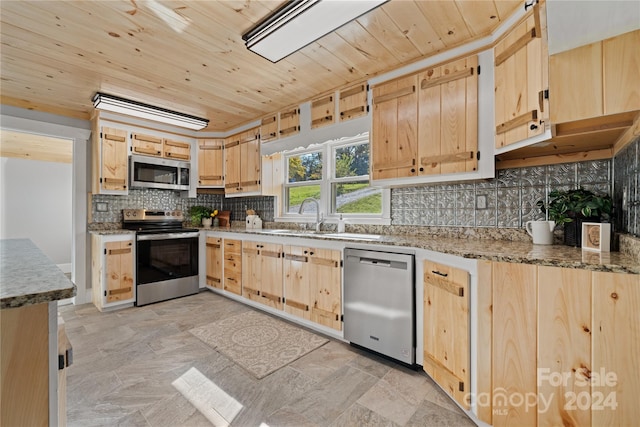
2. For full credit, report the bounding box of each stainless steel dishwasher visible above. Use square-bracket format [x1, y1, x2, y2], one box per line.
[343, 248, 415, 365]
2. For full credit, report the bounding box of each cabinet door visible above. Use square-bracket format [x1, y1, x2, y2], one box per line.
[163, 138, 190, 161]
[418, 55, 478, 175]
[240, 129, 261, 193]
[592, 272, 640, 426]
[283, 245, 311, 320]
[549, 42, 603, 124]
[197, 139, 224, 187]
[371, 74, 418, 180]
[309, 248, 342, 330]
[494, 1, 547, 148]
[100, 127, 128, 192]
[259, 242, 283, 310]
[223, 239, 242, 295]
[603, 29, 640, 116]
[224, 136, 241, 194]
[423, 260, 470, 409]
[104, 240, 134, 303]
[205, 237, 222, 289]
[492, 262, 537, 427]
[537, 266, 592, 427]
[311, 94, 335, 129]
[279, 107, 300, 138]
[131, 132, 163, 157]
[260, 114, 278, 143]
[241, 242, 261, 301]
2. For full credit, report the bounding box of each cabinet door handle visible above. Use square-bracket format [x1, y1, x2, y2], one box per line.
[432, 270, 448, 277]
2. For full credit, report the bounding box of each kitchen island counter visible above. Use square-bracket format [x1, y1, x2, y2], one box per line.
[0, 239, 76, 309]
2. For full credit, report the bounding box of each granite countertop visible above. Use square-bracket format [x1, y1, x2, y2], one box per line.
[1, 239, 77, 309]
[89, 229, 136, 236]
[202, 226, 640, 274]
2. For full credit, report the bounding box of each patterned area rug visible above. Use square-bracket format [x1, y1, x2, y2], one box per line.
[189, 310, 328, 379]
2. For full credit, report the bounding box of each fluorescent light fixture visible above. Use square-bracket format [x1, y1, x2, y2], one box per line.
[92, 92, 209, 130]
[242, 0, 389, 63]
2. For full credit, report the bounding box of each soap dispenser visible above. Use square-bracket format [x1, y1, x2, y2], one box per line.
[337, 214, 346, 233]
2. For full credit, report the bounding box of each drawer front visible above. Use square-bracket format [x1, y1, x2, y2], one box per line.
[224, 273, 242, 295]
[224, 239, 242, 255]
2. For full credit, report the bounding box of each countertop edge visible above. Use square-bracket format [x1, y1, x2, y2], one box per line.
[0, 283, 77, 310]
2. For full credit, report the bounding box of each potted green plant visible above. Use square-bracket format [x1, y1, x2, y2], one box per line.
[188, 205, 212, 226]
[537, 188, 612, 247]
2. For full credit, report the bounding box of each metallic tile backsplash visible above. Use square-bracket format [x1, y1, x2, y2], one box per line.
[91, 141, 639, 235]
[91, 190, 274, 224]
[613, 137, 640, 237]
[391, 159, 613, 229]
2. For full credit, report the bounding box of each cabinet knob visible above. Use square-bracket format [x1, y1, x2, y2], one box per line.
[419, 167, 424, 172]
[530, 124, 538, 130]
[410, 168, 416, 173]
[303, 250, 308, 254]
[309, 251, 314, 256]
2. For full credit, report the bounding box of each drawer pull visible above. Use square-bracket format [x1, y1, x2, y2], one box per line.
[432, 270, 448, 277]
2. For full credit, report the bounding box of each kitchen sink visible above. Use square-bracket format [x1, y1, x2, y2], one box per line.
[254, 229, 381, 240]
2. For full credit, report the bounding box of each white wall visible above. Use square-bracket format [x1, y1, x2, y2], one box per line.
[0, 156, 72, 265]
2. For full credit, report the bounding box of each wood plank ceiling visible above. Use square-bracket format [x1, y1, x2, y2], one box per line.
[0, 0, 520, 132]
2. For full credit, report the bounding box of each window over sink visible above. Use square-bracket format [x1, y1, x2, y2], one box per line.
[281, 133, 390, 224]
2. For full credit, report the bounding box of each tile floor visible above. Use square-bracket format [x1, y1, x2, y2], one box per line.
[60, 291, 475, 427]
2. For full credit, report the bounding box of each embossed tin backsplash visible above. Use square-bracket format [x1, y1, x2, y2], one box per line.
[91, 189, 275, 224]
[614, 137, 640, 237]
[390, 159, 612, 228]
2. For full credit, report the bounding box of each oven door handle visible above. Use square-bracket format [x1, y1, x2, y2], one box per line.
[137, 232, 200, 241]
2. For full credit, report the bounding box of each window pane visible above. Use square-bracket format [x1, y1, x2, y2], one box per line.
[333, 182, 382, 214]
[334, 144, 370, 179]
[288, 152, 322, 183]
[286, 184, 321, 213]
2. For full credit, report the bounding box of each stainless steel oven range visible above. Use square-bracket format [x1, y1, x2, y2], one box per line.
[123, 209, 199, 306]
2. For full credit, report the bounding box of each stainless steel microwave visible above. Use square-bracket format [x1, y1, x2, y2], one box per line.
[129, 154, 190, 191]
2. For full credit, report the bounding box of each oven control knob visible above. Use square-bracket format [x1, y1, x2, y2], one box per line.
[132, 211, 137, 217]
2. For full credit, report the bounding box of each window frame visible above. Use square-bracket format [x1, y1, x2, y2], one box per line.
[279, 134, 390, 224]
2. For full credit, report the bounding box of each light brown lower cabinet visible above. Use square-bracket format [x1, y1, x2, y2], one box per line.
[223, 239, 242, 295]
[479, 262, 640, 427]
[423, 260, 470, 409]
[242, 241, 283, 310]
[283, 246, 342, 330]
[91, 234, 135, 312]
[205, 237, 222, 289]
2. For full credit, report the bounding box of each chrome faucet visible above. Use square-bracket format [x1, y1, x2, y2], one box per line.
[298, 197, 323, 232]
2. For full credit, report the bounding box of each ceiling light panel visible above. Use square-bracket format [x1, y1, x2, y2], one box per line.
[243, 0, 389, 63]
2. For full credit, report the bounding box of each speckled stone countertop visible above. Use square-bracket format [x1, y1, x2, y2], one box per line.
[89, 229, 136, 236]
[201, 225, 640, 274]
[1, 239, 76, 309]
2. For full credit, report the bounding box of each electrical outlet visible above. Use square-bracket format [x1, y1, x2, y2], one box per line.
[96, 202, 108, 212]
[476, 195, 487, 210]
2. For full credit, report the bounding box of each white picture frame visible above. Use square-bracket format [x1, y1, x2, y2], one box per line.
[581, 222, 611, 252]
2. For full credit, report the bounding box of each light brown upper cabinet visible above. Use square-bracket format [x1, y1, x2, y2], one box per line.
[418, 55, 478, 175]
[311, 94, 335, 129]
[340, 83, 368, 122]
[279, 107, 300, 138]
[163, 138, 190, 161]
[494, 0, 549, 149]
[92, 124, 128, 194]
[197, 138, 224, 187]
[260, 114, 278, 143]
[131, 133, 191, 161]
[550, 29, 640, 125]
[224, 127, 260, 196]
[371, 74, 418, 180]
[131, 133, 163, 157]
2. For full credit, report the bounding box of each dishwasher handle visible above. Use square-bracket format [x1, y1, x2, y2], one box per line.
[359, 257, 392, 267]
